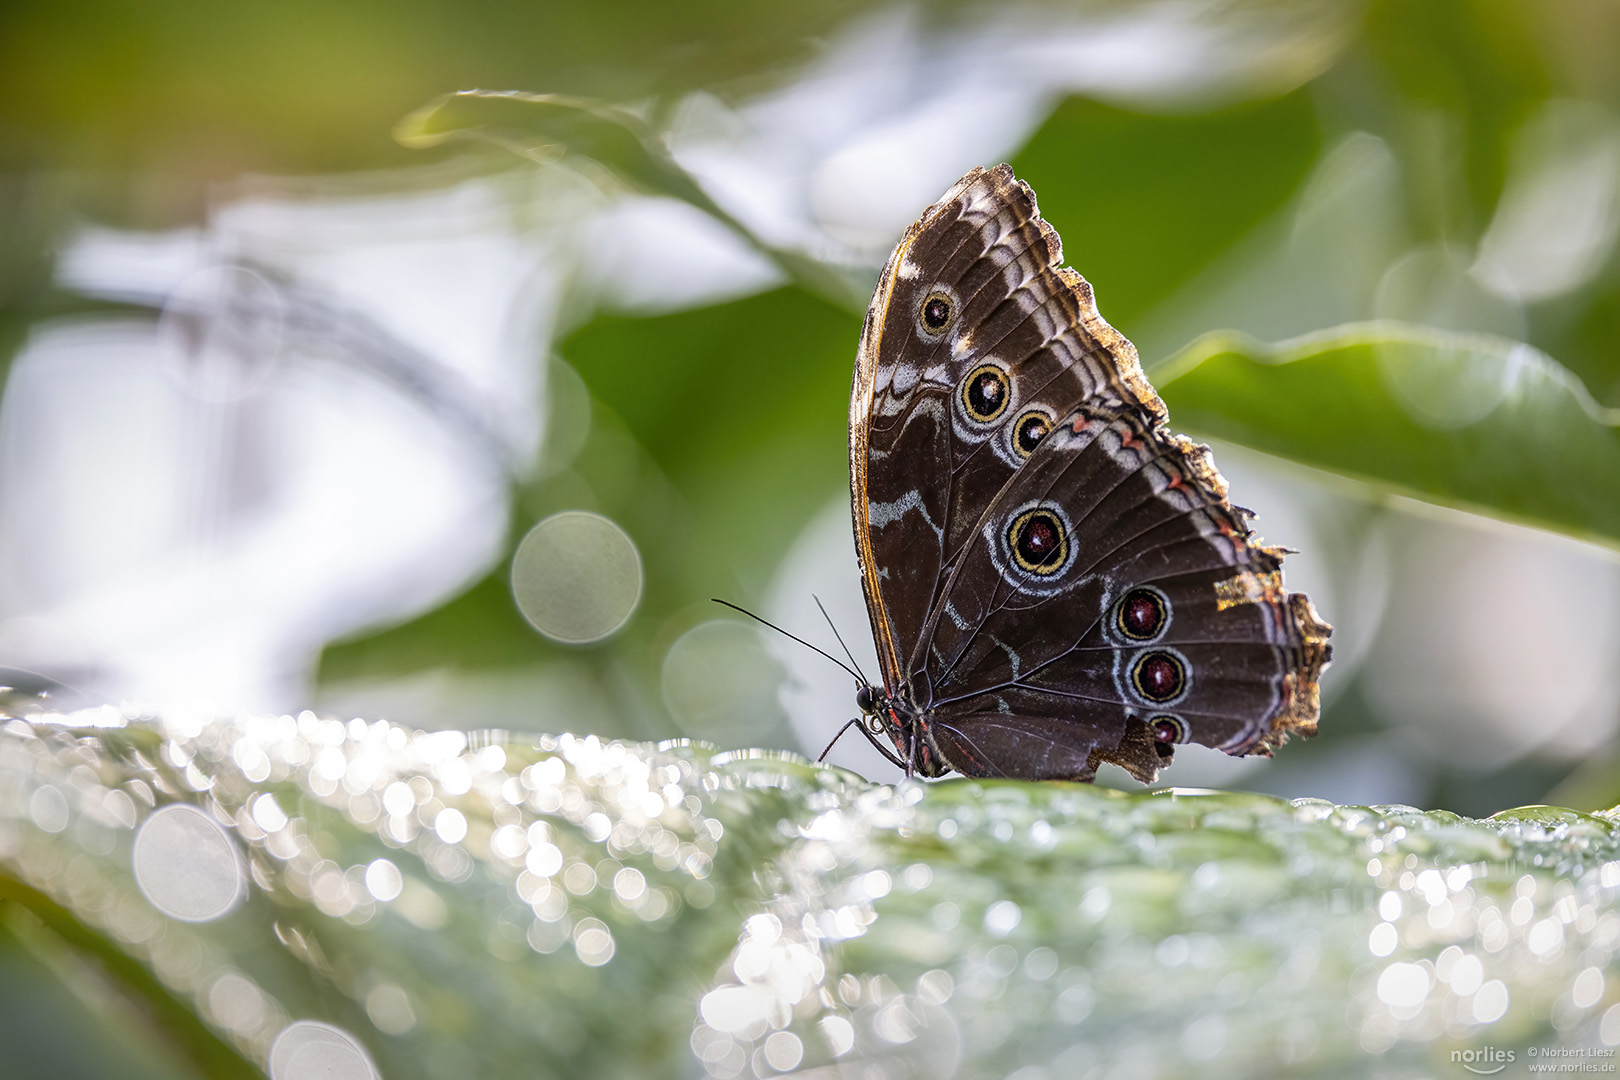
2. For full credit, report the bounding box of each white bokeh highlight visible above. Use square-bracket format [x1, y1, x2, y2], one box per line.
[510, 511, 643, 645]
[269, 1021, 379, 1080]
[1362, 513, 1620, 770]
[1471, 99, 1620, 303]
[131, 803, 247, 922]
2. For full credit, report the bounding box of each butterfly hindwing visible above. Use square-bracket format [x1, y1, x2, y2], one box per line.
[918, 400, 1329, 777]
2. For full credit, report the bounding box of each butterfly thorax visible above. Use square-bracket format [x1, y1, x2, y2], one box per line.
[855, 684, 951, 778]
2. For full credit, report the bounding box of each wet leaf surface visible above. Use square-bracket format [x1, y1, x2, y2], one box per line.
[3, 713, 1618, 1079]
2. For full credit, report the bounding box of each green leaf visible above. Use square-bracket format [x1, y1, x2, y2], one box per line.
[559, 287, 857, 591]
[396, 91, 711, 210]
[7, 716, 1620, 1078]
[1156, 320, 1620, 549]
[0, 873, 259, 1080]
[396, 90, 869, 310]
[1011, 89, 1321, 332]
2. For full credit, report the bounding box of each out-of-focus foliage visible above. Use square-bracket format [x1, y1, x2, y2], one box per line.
[0, 0, 882, 176]
[1159, 323, 1620, 550]
[397, 92, 870, 308]
[1011, 91, 1323, 332]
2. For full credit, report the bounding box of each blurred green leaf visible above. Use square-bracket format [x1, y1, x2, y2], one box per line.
[0, 874, 256, 1080]
[1538, 274, 1620, 410]
[398, 90, 868, 310]
[319, 563, 550, 678]
[1157, 321, 1620, 549]
[1360, 0, 1553, 235]
[0, 0, 875, 178]
[397, 92, 717, 214]
[560, 287, 857, 594]
[1011, 89, 1322, 331]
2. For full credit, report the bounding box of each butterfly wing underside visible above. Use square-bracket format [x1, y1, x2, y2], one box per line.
[850, 164, 1331, 782]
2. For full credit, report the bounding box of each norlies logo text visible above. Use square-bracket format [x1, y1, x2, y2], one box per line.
[1453, 1047, 1515, 1076]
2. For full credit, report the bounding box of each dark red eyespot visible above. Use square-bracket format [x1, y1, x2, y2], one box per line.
[1013, 411, 1051, 458]
[1151, 716, 1185, 744]
[961, 364, 1009, 424]
[1116, 587, 1168, 641]
[1020, 520, 1056, 559]
[1132, 651, 1186, 703]
[920, 292, 955, 333]
[1007, 508, 1068, 575]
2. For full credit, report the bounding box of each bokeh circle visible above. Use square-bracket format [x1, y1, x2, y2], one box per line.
[131, 803, 247, 922]
[269, 1021, 379, 1080]
[511, 511, 643, 644]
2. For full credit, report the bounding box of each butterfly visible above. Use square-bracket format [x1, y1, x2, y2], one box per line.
[832, 163, 1332, 783]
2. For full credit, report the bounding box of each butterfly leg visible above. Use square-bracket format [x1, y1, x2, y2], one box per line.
[819, 717, 910, 773]
[817, 718, 865, 762]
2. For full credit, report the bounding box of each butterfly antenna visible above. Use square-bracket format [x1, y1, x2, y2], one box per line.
[710, 599, 862, 684]
[811, 594, 871, 688]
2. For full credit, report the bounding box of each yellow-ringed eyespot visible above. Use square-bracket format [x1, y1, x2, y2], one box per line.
[1130, 649, 1188, 704]
[1005, 504, 1070, 577]
[1011, 408, 1053, 459]
[1149, 715, 1188, 745]
[960, 363, 1010, 426]
[1114, 585, 1170, 642]
[918, 289, 956, 336]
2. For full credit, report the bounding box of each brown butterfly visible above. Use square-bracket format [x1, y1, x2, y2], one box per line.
[833, 163, 1331, 783]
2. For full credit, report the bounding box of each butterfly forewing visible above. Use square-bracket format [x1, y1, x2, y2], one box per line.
[850, 164, 1330, 782]
[854, 168, 1157, 678]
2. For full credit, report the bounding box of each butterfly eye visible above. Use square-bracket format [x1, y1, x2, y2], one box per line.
[1011, 409, 1053, 458]
[960, 363, 1011, 425]
[1115, 586, 1169, 641]
[1006, 505, 1070, 576]
[1131, 650, 1187, 704]
[856, 686, 878, 713]
[919, 290, 956, 334]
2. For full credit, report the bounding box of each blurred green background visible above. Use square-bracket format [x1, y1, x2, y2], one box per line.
[3, 0, 1620, 831]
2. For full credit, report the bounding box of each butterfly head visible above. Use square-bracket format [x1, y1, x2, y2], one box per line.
[856, 683, 908, 738]
[852, 683, 946, 777]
